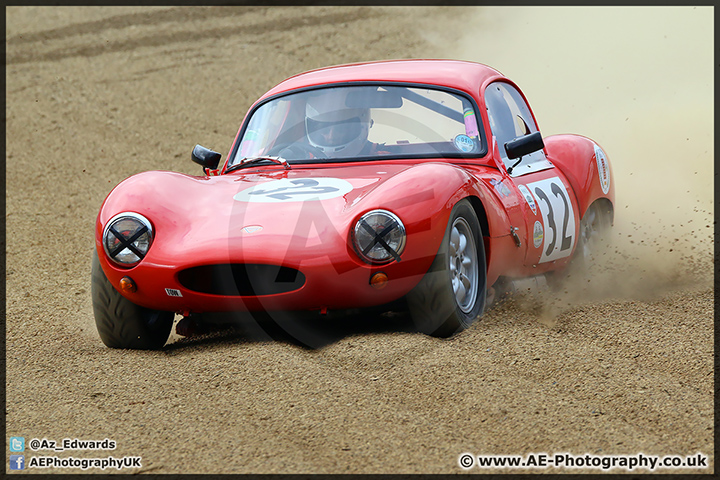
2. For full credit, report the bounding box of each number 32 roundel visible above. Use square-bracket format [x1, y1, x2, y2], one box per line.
[526, 177, 576, 263]
[234, 178, 353, 203]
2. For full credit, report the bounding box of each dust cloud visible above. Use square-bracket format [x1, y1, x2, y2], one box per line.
[441, 6, 713, 308]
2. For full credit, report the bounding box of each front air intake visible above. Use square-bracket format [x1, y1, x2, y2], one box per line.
[177, 264, 305, 296]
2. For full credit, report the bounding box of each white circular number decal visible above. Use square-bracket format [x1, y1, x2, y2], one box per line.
[233, 177, 353, 203]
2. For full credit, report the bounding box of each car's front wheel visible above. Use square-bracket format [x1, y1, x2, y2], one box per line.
[407, 199, 487, 337]
[91, 251, 174, 349]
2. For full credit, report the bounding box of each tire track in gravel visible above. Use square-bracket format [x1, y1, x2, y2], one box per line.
[5, 6, 264, 45]
[6, 7, 381, 65]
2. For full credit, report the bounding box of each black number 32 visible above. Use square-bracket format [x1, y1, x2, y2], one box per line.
[534, 182, 573, 256]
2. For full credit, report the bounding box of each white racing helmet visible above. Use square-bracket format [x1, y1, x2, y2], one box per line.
[305, 89, 371, 156]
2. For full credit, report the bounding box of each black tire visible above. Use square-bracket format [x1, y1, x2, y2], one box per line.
[91, 251, 174, 349]
[407, 199, 487, 337]
[573, 200, 613, 272]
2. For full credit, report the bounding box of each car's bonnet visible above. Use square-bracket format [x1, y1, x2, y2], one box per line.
[98, 161, 471, 264]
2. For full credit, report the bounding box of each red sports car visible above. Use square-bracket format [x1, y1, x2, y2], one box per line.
[92, 59, 614, 349]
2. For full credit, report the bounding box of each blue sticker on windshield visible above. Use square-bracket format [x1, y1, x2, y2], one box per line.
[454, 134, 476, 153]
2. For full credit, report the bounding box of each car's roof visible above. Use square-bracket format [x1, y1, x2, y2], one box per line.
[260, 59, 506, 99]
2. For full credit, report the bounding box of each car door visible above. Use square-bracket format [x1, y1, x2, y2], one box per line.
[484, 81, 579, 268]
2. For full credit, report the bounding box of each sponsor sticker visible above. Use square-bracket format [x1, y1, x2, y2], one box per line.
[533, 221, 544, 248]
[234, 177, 353, 203]
[463, 108, 480, 138]
[518, 184, 537, 214]
[594, 144, 610, 194]
[454, 134, 477, 153]
[165, 288, 183, 298]
[489, 178, 512, 198]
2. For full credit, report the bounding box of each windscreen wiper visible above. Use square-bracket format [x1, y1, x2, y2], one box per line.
[225, 156, 291, 173]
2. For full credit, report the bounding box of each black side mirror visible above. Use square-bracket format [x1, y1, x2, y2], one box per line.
[504, 131, 544, 160]
[191, 144, 222, 169]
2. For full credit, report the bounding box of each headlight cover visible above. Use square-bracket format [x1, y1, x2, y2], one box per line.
[102, 212, 154, 267]
[353, 210, 406, 264]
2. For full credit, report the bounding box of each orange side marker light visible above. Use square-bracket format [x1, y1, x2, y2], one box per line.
[370, 272, 389, 290]
[119, 276, 137, 293]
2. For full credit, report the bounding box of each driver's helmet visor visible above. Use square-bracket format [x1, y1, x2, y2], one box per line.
[306, 116, 363, 147]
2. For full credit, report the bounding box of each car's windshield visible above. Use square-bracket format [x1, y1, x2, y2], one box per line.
[229, 85, 483, 167]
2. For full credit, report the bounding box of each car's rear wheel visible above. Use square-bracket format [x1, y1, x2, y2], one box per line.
[575, 200, 613, 270]
[407, 199, 486, 337]
[91, 251, 174, 349]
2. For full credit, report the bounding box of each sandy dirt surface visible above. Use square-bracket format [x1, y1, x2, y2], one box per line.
[5, 6, 713, 474]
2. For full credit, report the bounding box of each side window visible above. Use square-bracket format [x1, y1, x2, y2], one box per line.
[484, 82, 545, 168]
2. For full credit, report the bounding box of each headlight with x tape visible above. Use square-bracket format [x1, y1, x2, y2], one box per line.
[102, 212, 154, 266]
[353, 209, 406, 264]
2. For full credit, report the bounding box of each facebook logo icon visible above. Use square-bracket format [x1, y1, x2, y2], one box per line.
[9, 455, 25, 470]
[10, 437, 25, 452]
